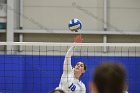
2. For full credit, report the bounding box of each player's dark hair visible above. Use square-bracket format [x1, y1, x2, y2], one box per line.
[92, 62, 126, 93]
[82, 62, 87, 71]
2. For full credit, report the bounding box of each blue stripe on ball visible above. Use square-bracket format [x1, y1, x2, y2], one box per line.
[68, 19, 82, 31]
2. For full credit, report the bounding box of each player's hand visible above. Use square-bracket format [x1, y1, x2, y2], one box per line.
[74, 35, 83, 43]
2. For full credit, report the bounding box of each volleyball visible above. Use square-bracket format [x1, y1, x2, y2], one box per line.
[68, 19, 82, 32]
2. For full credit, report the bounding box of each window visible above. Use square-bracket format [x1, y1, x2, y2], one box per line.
[0, 23, 6, 29]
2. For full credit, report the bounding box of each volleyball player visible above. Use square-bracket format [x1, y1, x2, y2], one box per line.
[56, 35, 87, 93]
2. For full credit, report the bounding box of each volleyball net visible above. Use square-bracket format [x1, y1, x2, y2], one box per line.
[0, 42, 140, 93]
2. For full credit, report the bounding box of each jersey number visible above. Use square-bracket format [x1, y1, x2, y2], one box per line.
[69, 83, 76, 91]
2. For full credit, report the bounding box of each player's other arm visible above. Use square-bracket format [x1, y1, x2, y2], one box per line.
[81, 84, 86, 93]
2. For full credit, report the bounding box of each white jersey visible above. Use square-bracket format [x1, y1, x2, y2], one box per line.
[56, 46, 86, 93]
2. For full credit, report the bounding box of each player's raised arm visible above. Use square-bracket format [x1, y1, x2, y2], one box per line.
[63, 46, 75, 74]
[63, 35, 83, 74]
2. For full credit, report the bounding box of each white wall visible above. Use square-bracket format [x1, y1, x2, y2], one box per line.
[108, 0, 140, 31]
[1, 0, 140, 43]
[23, 0, 140, 31]
[23, 0, 102, 30]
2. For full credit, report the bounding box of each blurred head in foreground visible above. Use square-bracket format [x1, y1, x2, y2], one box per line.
[90, 62, 127, 93]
